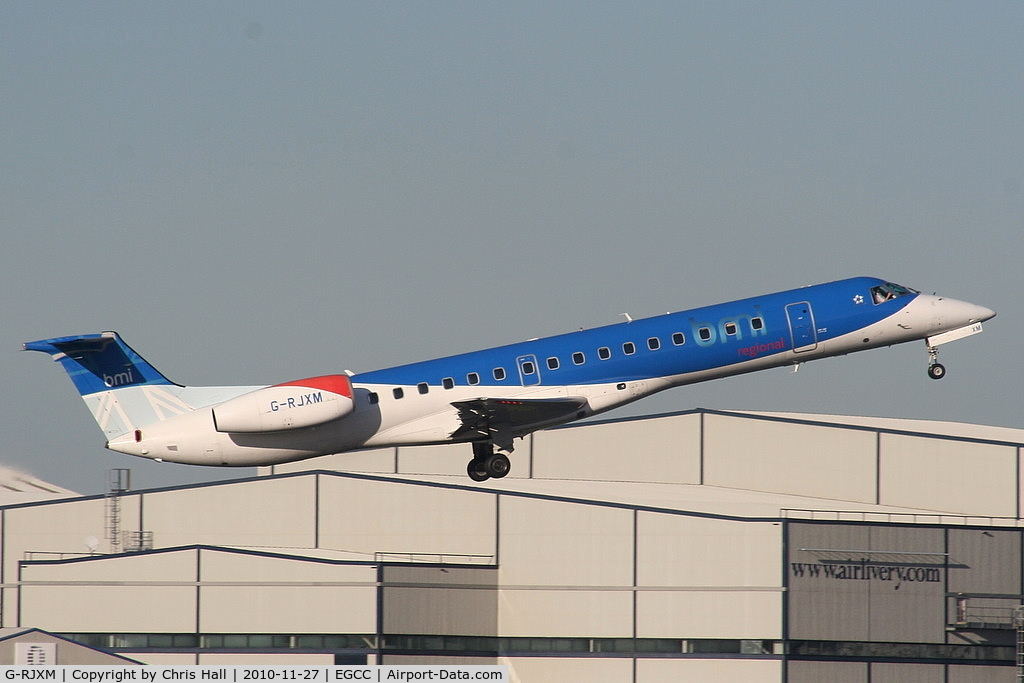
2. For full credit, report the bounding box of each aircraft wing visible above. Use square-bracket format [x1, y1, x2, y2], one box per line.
[450, 397, 588, 447]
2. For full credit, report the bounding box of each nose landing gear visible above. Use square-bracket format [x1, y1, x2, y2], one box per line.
[927, 345, 946, 380]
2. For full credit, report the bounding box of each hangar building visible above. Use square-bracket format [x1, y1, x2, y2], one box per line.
[3, 408, 1024, 682]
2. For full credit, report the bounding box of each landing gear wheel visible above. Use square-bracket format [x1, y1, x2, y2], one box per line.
[467, 442, 513, 481]
[467, 459, 490, 482]
[485, 453, 511, 479]
[925, 344, 946, 380]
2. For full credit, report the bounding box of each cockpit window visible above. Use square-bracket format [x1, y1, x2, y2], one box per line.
[871, 282, 919, 304]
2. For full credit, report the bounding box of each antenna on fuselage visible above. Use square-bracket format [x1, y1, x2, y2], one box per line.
[621, 313, 633, 323]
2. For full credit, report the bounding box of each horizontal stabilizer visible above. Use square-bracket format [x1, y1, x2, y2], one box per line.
[24, 332, 175, 396]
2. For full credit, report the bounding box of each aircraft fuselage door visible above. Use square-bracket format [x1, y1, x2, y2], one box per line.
[516, 355, 542, 386]
[786, 302, 818, 353]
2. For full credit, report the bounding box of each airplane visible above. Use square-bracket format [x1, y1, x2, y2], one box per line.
[25, 276, 995, 482]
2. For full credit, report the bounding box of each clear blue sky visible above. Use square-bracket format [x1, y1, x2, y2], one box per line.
[3, 2, 1021, 494]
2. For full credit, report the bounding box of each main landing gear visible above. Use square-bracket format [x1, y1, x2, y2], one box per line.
[927, 344, 946, 380]
[467, 442, 511, 482]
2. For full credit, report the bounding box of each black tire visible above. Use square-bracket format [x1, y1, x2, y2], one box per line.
[485, 453, 511, 479]
[467, 460, 490, 482]
[928, 363, 946, 380]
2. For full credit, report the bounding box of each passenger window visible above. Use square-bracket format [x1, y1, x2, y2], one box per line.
[598, 347, 611, 360]
[547, 357, 560, 370]
[751, 317, 764, 331]
[493, 367, 506, 381]
[725, 322, 738, 336]
[467, 372, 480, 386]
[623, 342, 636, 355]
[647, 337, 661, 351]
[368, 392, 379, 405]
[522, 361, 535, 375]
[418, 382, 429, 395]
[699, 327, 712, 341]
[442, 377, 455, 390]
[393, 387, 404, 400]
[672, 332, 685, 346]
[572, 352, 585, 365]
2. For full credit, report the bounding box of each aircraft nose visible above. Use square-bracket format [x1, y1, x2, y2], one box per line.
[936, 297, 996, 325]
[974, 304, 997, 323]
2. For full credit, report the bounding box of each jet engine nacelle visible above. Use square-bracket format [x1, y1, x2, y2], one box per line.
[212, 375, 354, 433]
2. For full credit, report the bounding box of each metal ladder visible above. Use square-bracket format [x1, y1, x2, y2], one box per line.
[105, 468, 130, 553]
[1015, 605, 1024, 679]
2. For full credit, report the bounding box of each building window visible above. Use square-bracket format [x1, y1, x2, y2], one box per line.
[547, 357, 560, 370]
[647, 337, 661, 351]
[598, 347, 611, 360]
[467, 372, 480, 385]
[393, 387, 404, 400]
[417, 382, 429, 395]
[623, 342, 636, 355]
[672, 332, 686, 345]
[442, 377, 455, 390]
[493, 367, 506, 381]
[572, 352, 585, 365]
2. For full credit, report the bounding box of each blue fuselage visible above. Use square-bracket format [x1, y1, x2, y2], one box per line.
[355, 277, 912, 391]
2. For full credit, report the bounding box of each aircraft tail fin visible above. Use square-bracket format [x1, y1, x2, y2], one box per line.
[25, 332, 176, 395]
[24, 332, 202, 440]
